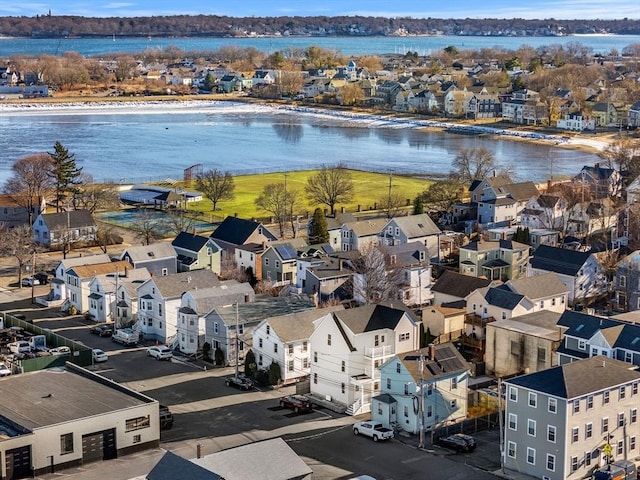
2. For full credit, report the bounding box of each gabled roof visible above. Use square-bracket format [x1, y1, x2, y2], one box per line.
[210, 216, 277, 245]
[180, 281, 255, 315]
[577, 164, 617, 181]
[57, 254, 111, 273]
[556, 310, 619, 339]
[147, 270, 220, 299]
[39, 209, 95, 229]
[499, 181, 539, 201]
[147, 451, 221, 480]
[172, 231, 219, 253]
[264, 305, 344, 343]
[121, 242, 176, 263]
[475, 286, 526, 310]
[530, 245, 592, 276]
[431, 270, 492, 298]
[345, 218, 388, 237]
[398, 343, 469, 383]
[387, 242, 430, 267]
[506, 356, 640, 399]
[387, 213, 440, 238]
[537, 194, 561, 209]
[211, 295, 315, 326]
[506, 272, 569, 300]
[68, 260, 132, 279]
[333, 303, 418, 335]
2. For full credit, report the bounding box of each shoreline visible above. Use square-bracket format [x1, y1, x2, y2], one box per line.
[0, 95, 611, 154]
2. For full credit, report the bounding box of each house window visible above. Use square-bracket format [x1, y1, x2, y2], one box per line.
[571, 456, 579, 472]
[578, 340, 586, 350]
[631, 436, 637, 451]
[528, 419, 536, 436]
[404, 384, 409, 395]
[572, 426, 579, 443]
[451, 377, 457, 389]
[427, 405, 433, 418]
[509, 387, 517, 402]
[502, 311, 506, 320]
[133, 434, 141, 444]
[546, 454, 555, 472]
[314, 352, 317, 362]
[313, 373, 317, 384]
[527, 447, 536, 465]
[626, 352, 633, 363]
[537, 347, 546, 363]
[275, 260, 280, 269]
[303, 358, 309, 369]
[158, 304, 162, 316]
[604, 390, 610, 404]
[238, 324, 244, 335]
[125, 416, 150, 432]
[573, 399, 580, 414]
[396, 362, 401, 374]
[634, 383, 639, 396]
[618, 412, 625, 428]
[399, 333, 410, 341]
[632, 408, 637, 424]
[587, 395, 593, 409]
[548, 397, 557, 413]
[528, 392, 537, 408]
[266, 325, 270, 335]
[288, 344, 294, 355]
[617, 440, 624, 456]
[449, 399, 457, 409]
[60, 433, 74, 455]
[404, 406, 409, 417]
[258, 338, 263, 348]
[302, 341, 308, 352]
[274, 344, 278, 353]
[552, 297, 556, 306]
[508, 413, 517, 431]
[374, 335, 379, 347]
[327, 334, 331, 345]
[265, 258, 269, 266]
[258, 354, 263, 366]
[162, 268, 168, 276]
[621, 275, 627, 288]
[586, 423, 593, 439]
[387, 378, 391, 390]
[288, 360, 294, 372]
[341, 360, 345, 372]
[602, 417, 609, 434]
[507, 441, 516, 458]
[585, 451, 592, 466]
[547, 425, 556, 443]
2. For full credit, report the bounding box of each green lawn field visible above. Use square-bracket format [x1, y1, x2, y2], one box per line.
[187, 169, 432, 221]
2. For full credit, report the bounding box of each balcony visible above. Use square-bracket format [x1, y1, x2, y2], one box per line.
[464, 313, 496, 327]
[364, 345, 393, 359]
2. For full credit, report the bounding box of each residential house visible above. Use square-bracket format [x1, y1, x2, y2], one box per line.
[380, 213, 441, 261]
[628, 100, 640, 128]
[323, 212, 355, 251]
[210, 216, 277, 260]
[135, 270, 220, 344]
[340, 218, 387, 252]
[503, 356, 640, 480]
[120, 243, 177, 277]
[406, 89, 439, 113]
[627, 174, 640, 205]
[33, 209, 97, 247]
[114, 270, 150, 327]
[522, 98, 549, 125]
[65, 261, 132, 314]
[309, 303, 421, 415]
[88, 267, 150, 323]
[556, 113, 595, 131]
[251, 70, 276, 86]
[469, 174, 513, 205]
[372, 343, 470, 434]
[565, 199, 618, 238]
[458, 239, 530, 281]
[528, 245, 608, 306]
[171, 231, 221, 274]
[205, 295, 315, 367]
[521, 195, 568, 230]
[574, 163, 623, 199]
[485, 310, 563, 377]
[487, 226, 560, 250]
[176, 281, 255, 355]
[234, 243, 265, 280]
[421, 303, 466, 344]
[615, 250, 640, 312]
[252, 306, 344, 384]
[431, 270, 492, 305]
[295, 244, 333, 293]
[590, 102, 618, 126]
[218, 73, 244, 93]
[556, 310, 640, 366]
[303, 255, 354, 302]
[506, 273, 570, 314]
[476, 181, 539, 227]
[0, 194, 46, 228]
[501, 89, 540, 124]
[261, 243, 298, 286]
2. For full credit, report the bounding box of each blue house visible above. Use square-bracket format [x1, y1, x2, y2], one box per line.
[615, 250, 640, 312]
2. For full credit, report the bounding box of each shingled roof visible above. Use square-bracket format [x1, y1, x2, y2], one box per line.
[172, 231, 219, 253]
[210, 216, 277, 245]
[149, 270, 220, 299]
[398, 343, 469, 382]
[431, 270, 492, 299]
[333, 303, 419, 334]
[530, 245, 592, 276]
[40, 209, 95, 229]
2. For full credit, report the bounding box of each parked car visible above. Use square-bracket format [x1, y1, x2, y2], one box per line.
[21, 276, 40, 287]
[34, 272, 50, 285]
[8, 341, 31, 354]
[111, 328, 139, 346]
[225, 374, 254, 391]
[159, 405, 174, 430]
[0, 363, 11, 377]
[436, 433, 476, 453]
[147, 345, 173, 360]
[279, 395, 313, 413]
[49, 346, 71, 355]
[90, 325, 113, 337]
[92, 349, 108, 363]
[353, 421, 394, 442]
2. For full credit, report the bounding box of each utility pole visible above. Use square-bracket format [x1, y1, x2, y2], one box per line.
[418, 354, 425, 449]
[234, 302, 240, 379]
[498, 377, 505, 474]
[30, 249, 36, 304]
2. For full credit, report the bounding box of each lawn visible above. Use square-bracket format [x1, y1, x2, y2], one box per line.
[187, 169, 432, 221]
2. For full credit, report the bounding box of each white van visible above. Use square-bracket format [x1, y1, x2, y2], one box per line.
[8, 341, 31, 354]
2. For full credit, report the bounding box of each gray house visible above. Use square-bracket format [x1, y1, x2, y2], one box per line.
[614, 250, 640, 312]
[504, 356, 640, 480]
[120, 242, 177, 277]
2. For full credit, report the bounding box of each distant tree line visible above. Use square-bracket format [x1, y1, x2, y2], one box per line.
[0, 15, 639, 38]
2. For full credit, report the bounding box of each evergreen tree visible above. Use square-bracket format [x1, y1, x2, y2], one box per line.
[244, 349, 256, 377]
[268, 361, 282, 385]
[203, 72, 216, 92]
[308, 207, 329, 244]
[48, 141, 83, 212]
[413, 195, 425, 215]
[523, 227, 531, 245]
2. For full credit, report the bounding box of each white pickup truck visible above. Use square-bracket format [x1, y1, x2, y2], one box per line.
[353, 421, 394, 442]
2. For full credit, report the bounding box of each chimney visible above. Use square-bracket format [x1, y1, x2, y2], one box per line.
[428, 343, 435, 361]
[594, 162, 600, 169]
[196, 444, 203, 458]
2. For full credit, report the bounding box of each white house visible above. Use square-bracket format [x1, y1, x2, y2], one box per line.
[252, 306, 343, 384]
[65, 260, 132, 314]
[87, 267, 150, 323]
[372, 343, 470, 434]
[51, 254, 111, 306]
[340, 218, 387, 252]
[309, 303, 421, 415]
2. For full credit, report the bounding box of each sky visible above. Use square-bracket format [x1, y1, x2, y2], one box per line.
[2, 1, 639, 20]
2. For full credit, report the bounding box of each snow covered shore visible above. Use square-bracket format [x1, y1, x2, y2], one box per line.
[0, 99, 608, 151]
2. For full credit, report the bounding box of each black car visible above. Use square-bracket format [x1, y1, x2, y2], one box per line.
[437, 433, 476, 453]
[225, 375, 254, 391]
[90, 325, 113, 337]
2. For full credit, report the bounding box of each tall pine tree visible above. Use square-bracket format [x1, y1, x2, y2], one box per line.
[308, 207, 329, 244]
[48, 141, 83, 212]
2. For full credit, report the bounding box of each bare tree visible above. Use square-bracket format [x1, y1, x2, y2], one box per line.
[0, 225, 37, 287]
[451, 147, 497, 184]
[340, 83, 365, 106]
[130, 209, 168, 245]
[3, 153, 53, 225]
[73, 176, 120, 213]
[160, 209, 197, 237]
[196, 169, 235, 213]
[255, 183, 299, 238]
[351, 245, 404, 304]
[95, 225, 123, 254]
[277, 70, 304, 98]
[421, 177, 463, 213]
[306, 164, 354, 215]
[378, 191, 407, 219]
[599, 137, 640, 180]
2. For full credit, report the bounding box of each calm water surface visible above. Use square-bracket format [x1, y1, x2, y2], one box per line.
[0, 106, 600, 185]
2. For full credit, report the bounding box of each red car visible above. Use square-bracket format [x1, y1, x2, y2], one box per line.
[279, 395, 313, 413]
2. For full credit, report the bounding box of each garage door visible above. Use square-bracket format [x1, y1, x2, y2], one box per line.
[4, 445, 32, 480]
[81, 429, 116, 464]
